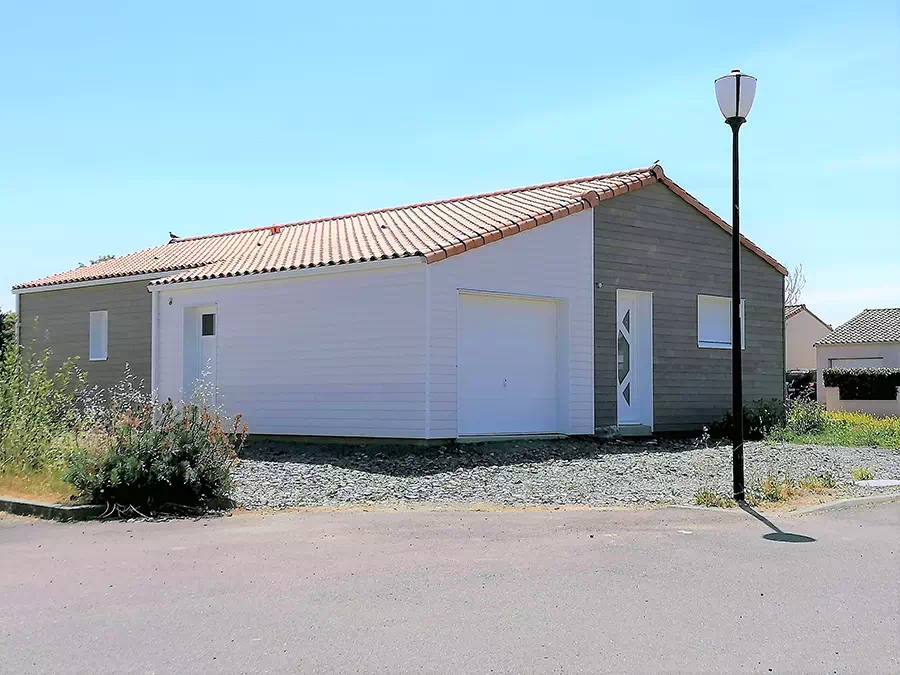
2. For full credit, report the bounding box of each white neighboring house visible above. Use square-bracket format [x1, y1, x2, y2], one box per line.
[785, 304, 831, 371]
[815, 308, 900, 408]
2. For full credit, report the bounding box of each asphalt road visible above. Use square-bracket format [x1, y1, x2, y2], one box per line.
[1, 503, 897, 675]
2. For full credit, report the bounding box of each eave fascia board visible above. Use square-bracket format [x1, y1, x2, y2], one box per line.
[148, 256, 426, 293]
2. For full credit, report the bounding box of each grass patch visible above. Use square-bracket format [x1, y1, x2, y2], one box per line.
[744, 473, 842, 507]
[0, 466, 77, 504]
[693, 488, 736, 508]
[798, 473, 837, 490]
[768, 410, 900, 449]
[752, 475, 799, 503]
[851, 467, 875, 481]
[693, 472, 840, 509]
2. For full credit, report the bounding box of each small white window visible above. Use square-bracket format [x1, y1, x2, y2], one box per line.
[698, 295, 744, 349]
[89, 311, 108, 361]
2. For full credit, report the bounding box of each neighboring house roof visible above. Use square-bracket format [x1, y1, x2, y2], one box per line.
[784, 304, 804, 320]
[785, 304, 832, 330]
[815, 308, 900, 346]
[12, 164, 787, 291]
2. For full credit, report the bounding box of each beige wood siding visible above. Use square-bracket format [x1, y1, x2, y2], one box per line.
[594, 183, 785, 433]
[785, 310, 832, 370]
[18, 280, 152, 393]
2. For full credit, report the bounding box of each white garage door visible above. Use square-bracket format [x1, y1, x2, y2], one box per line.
[458, 293, 559, 436]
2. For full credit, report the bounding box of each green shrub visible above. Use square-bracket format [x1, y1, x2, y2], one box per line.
[851, 467, 875, 481]
[64, 400, 247, 511]
[711, 399, 786, 441]
[784, 397, 828, 435]
[0, 342, 84, 472]
[823, 368, 900, 401]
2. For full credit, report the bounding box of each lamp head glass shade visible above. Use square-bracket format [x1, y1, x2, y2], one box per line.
[715, 69, 757, 120]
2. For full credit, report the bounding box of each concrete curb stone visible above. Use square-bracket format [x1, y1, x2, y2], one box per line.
[0, 497, 105, 522]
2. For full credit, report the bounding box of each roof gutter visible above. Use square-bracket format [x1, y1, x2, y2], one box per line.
[12, 271, 172, 295]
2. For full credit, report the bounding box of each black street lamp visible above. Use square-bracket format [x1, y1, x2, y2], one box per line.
[715, 69, 757, 501]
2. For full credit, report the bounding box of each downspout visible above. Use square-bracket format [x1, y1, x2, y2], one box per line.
[14, 291, 21, 346]
[424, 263, 431, 439]
[150, 287, 159, 400]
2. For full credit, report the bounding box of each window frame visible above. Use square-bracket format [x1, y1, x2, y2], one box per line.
[697, 294, 745, 350]
[201, 312, 216, 337]
[89, 310, 108, 361]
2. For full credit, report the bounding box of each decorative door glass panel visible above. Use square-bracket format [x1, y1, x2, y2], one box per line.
[618, 330, 630, 384]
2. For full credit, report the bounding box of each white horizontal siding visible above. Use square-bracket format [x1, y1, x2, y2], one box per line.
[426, 209, 595, 437]
[156, 262, 428, 437]
[155, 211, 594, 439]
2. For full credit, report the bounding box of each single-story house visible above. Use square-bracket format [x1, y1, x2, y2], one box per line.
[785, 304, 832, 371]
[13, 164, 787, 439]
[815, 308, 900, 405]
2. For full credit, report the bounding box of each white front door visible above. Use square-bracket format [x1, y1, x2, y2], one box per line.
[616, 290, 652, 427]
[183, 306, 217, 405]
[458, 293, 559, 435]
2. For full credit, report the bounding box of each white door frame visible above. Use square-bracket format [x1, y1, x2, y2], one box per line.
[616, 289, 653, 430]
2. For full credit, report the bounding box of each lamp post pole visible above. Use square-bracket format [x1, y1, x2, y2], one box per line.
[715, 68, 756, 502]
[728, 115, 745, 501]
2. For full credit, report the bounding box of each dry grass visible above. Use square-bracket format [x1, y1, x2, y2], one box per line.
[694, 473, 842, 511]
[0, 467, 77, 504]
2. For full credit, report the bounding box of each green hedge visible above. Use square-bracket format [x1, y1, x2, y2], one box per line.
[822, 368, 900, 401]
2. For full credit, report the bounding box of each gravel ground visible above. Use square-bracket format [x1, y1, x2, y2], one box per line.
[232, 437, 900, 509]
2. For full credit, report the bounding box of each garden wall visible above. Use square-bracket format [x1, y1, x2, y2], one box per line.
[824, 387, 900, 417]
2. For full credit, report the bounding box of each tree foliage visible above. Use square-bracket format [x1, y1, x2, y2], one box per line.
[78, 254, 116, 268]
[0, 311, 15, 356]
[785, 263, 806, 306]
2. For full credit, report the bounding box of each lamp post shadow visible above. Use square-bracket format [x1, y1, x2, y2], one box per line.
[737, 501, 817, 543]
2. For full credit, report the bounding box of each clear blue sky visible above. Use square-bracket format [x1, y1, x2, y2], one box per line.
[1, 1, 897, 326]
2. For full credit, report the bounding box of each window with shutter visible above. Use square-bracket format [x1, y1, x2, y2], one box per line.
[698, 295, 744, 349]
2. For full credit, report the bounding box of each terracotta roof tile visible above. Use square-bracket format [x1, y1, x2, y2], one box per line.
[12, 164, 787, 290]
[815, 308, 900, 346]
[785, 304, 804, 320]
[785, 304, 832, 330]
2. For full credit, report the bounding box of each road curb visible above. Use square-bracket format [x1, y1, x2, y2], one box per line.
[0, 496, 105, 522]
[792, 493, 900, 516]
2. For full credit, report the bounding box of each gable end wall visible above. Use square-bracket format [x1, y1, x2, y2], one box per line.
[593, 183, 784, 432]
[17, 280, 152, 393]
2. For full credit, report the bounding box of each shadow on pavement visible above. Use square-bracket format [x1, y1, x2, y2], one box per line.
[738, 501, 816, 543]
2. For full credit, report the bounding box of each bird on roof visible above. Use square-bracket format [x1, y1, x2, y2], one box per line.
[168, 231, 180, 240]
